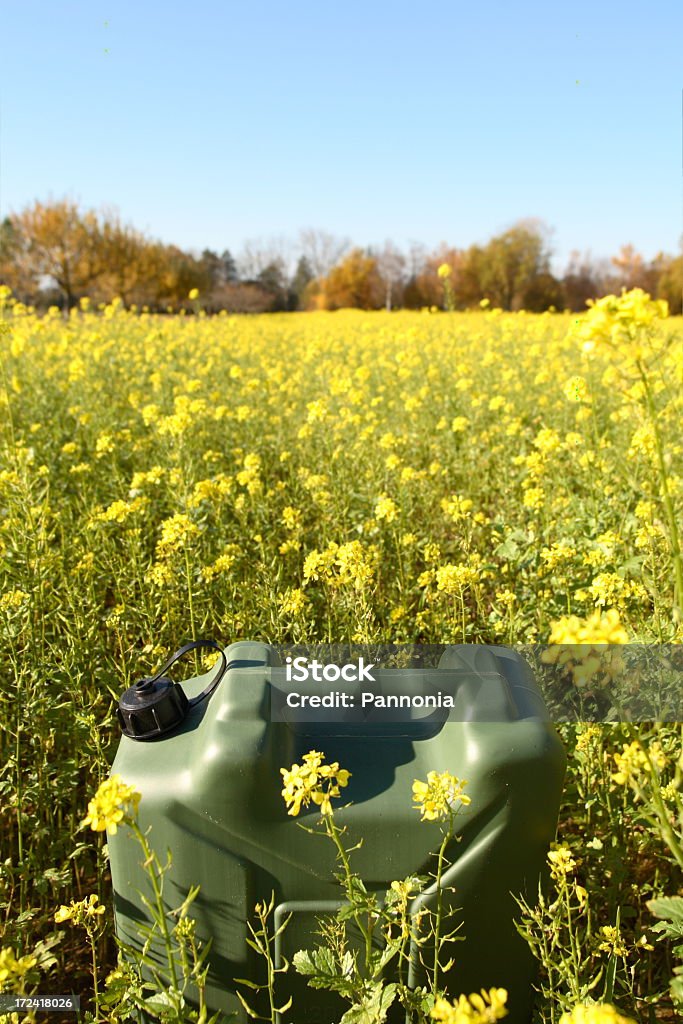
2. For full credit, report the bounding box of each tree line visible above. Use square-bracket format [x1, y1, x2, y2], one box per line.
[1, 199, 682, 313]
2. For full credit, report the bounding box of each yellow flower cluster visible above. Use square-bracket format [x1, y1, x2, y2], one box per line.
[279, 587, 308, 616]
[202, 549, 238, 580]
[281, 505, 303, 531]
[280, 750, 351, 816]
[441, 494, 474, 523]
[559, 1005, 636, 1024]
[563, 375, 589, 403]
[375, 495, 399, 522]
[412, 770, 471, 822]
[588, 573, 647, 610]
[156, 513, 200, 559]
[547, 609, 628, 646]
[540, 542, 577, 573]
[156, 394, 209, 438]
[93, 496, 148, 524]
[576, 288, 668, 363]
[236, 452, 262, 495]
[435, 562, 479, 595]
[0, 590, 28, 612]
[0, 947, 37, 982]
[303, 540, 378, 591]
[129, 466, 165, 491]
[543, 614, 628, 688]
[611, 740, 667, 786]
[54, 893, 106, 925]
[547, 844, 577, 880]
[597, 925, 628, 957]
[626, 423, 656, 461]
[430, 988, 508, 1024]
[82, 774, 141, 834]
[188, 476, 233, 508]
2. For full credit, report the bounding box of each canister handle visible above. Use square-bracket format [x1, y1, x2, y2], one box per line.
[145, 639, 228, 708]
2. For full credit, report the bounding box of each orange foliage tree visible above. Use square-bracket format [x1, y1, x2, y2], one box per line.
[318, 249, 384, 310]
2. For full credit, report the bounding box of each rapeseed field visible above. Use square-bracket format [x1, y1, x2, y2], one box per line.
[1, 290, 682, 1021]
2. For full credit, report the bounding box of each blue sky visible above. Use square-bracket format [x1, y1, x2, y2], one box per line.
[2, 1, 682, 272]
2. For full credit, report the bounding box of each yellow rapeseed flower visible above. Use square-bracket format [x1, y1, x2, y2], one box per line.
[156, 513, 200, 559]
[547, 844, 577, 880]
[430, 988, 508, 1024]
[436, 563, 478, 594]
[279, 588, 307, 616]
[559, 1005, 636, 1024]
[375, 495, 399, 522]
[598, 926, 628, 957]
[611, 740, 666, 787]
[82, 774, 141, 834]
[575, 288, 668, 364]
[564, 376, 589, 403]
[412, 771, 471, 822]
[280, 750, 351, 817]
[0, 590, 28, 612]
[54, 893, 106, 926]
[0, 946, 37, 981]
[547, 609, 628, 646]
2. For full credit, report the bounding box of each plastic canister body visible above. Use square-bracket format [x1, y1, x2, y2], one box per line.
[109, 642, 565, 1023]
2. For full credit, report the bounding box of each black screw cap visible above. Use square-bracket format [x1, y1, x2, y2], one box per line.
[117, 676, 189, 740]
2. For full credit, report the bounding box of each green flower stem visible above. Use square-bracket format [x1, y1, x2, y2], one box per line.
[255, 902, 278, 1024]
[87, 923, 100, 1011]
[562, 879, 582, 1000]
[130, 820, 180, 990]
[638, 361, 683, 620]
[324, 812, 374, 981]
[633, 734, 683, 872]
[184, 547, 197, 642]
[431, 821, 452, 992]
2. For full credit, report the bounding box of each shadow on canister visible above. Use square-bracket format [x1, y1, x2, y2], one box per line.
[109, 640, 566, 1024]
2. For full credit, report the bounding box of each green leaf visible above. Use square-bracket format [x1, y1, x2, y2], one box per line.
[339, 983, 397, 1024]
[292, 949, 317, 976]
[144, 990, 182, 1012]
[293, 946, 356, 994]
[647, 896, 683, 935]
[493, 537, 520, 560]
[670, 969, 683, 1007]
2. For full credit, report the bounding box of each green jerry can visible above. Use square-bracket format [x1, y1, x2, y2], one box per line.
[109, 641, 566, 1023]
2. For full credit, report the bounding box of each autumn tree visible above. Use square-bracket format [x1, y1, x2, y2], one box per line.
[94, 214, 157, 305]
[0, 218, 34, 300]
[404, 245, 462, 308]
[475, 220, 554, 310]
[657, 255, 683, 315]
[452, 244, 488, 308]
[609, 243, 665, 295]
[9, 199, 106, 307]
[319, 249, 383, 309]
